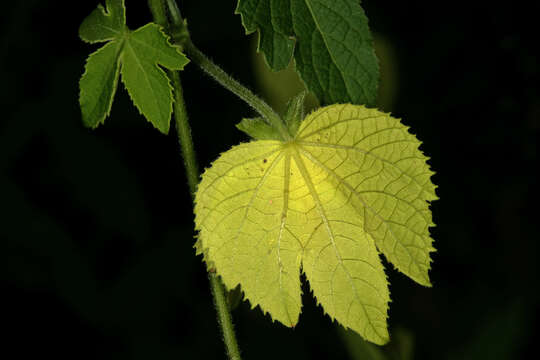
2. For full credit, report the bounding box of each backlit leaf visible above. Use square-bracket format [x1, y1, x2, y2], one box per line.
[194, 104, 437, 344]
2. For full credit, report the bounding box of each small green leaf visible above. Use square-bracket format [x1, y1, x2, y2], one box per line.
[78, 0, 189, 133]
[283, 91, 306, 136]
[195, 104, 437, 344]
[121, 23, 188, 133]
[236, 117, 281, 140]
[236, 0, 379, 106]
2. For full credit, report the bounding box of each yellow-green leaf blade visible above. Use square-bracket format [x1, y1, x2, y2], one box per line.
[297, 104, 437, 286]
[291, 151, 390, 344]
[195, 142, 303, 326]
[121, 23, 189, 134]
[194, 104, 437, 344]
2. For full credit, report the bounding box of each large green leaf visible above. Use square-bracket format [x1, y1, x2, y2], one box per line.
[194, 104, 437, 344]
[79, 0, 189, 133]
[236, 0, 379, 106]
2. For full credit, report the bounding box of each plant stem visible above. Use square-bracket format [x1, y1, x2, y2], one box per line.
[164, 0, 183, 28]
[148, 1, 243, 359]
[170, 71, 199, 197]
[209, 272, 243, 360]
[183, 40, 291, 141]
[158, 0, 290, 140]
[148, 0, 168, 28]
[148, 0, 198, 197]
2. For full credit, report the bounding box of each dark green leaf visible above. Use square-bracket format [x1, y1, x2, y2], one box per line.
[237, 0, 379, 106]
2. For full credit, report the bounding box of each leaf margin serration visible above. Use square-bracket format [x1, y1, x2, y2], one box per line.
[194, 104, 438, 344]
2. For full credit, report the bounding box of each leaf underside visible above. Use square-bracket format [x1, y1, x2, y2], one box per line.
[195, 104, 437, 345]
[236, 0, 379, 107]
[79, 0, 189, 133]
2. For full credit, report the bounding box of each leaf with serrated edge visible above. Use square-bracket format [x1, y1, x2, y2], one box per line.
[236, 0, 379, 106]
[79, 41, 122, 128]
[78, 0, 189, 133]
[194, 105, 437, 344]
[121, 23, 187, 133]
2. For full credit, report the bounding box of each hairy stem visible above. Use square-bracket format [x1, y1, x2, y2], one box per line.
[170, 71, 199, 196]
[148, 1, 243, 359]
[148, 0, 198, 197]
[183, 40, 291, 141]
[210, 272, 243, 360]
[157, 0, 290, 140]
[164, 0, 183, 27]
[148, 0, 168, 28]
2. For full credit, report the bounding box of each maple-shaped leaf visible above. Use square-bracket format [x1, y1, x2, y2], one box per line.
[79, 0, 189, 133]
[194, 104, 437, 344]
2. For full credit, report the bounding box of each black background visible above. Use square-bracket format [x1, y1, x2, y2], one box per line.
[1, 1, 538, 359]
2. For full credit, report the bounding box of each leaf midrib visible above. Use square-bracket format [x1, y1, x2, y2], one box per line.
[277, 153, 294, 325]
[296, 144, 430, 285]
[124, 37, 164, 123]
[83, 40, 123, 123]
[228, 150, 286, 261]
[297, 140, 434, 206]
[302, 0, 353, 101]
[291, 149, 387, 342]
[96, 23, 123, 37]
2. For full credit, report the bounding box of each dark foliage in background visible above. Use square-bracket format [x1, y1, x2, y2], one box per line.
[1, 1, 537, 359]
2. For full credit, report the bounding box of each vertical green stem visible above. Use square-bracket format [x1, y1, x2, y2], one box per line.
[170, 71, 199, 197]
[149, 0, 198, 196]
[210, 272, 243, 360]
[148, 0, 168, 28]
[148, 1, 243, 359]
[165, 0, 183, 27]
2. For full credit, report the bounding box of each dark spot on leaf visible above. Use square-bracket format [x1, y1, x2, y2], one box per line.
[263, 159, 267, 163]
